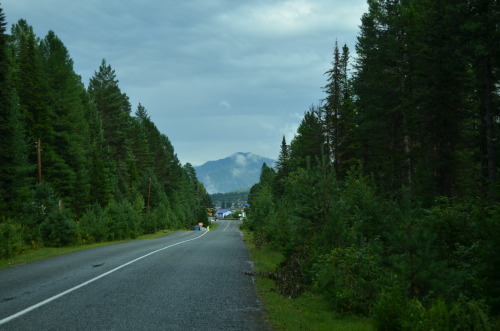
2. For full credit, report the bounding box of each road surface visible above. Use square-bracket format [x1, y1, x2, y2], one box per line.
[0, 220, 270, 330]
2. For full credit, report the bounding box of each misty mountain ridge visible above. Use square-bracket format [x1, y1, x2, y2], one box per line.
[194, 152, 276, 194]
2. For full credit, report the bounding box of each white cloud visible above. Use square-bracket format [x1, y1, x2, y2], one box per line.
[201, 175, 217, 194]
[231, 167, 243, 177]
[215, 0, 366, 39]
[218, 100, 232, 109]
[234, 154, 247, 167]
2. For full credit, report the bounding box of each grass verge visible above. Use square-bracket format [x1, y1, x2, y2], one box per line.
[0, 230, 175, 270]
[242, 229, 374, 331]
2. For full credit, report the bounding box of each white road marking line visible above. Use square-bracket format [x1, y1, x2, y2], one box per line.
[0, 231, 208, 325]
[223, 220, 231, 231]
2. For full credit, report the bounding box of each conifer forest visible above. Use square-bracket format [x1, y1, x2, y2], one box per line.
[1, 0, 500, 329]
[243, 0, 500, 329]
[0, 8, 211, 251]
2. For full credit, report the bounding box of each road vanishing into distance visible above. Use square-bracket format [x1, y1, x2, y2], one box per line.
[0, 220, 270, 330]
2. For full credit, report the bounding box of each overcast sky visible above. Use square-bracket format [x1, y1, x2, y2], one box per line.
[2, 0, 368, 166]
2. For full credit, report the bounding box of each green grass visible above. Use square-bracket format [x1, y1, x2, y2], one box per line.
[0, 230, 175, 270]
[1, 223, 221, 270]
[242, 230, 374, 331]
[208, 221, 219, 231]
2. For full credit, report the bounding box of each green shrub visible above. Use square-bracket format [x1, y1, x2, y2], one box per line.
[312, 245, 382, 315]
[263, 203, 290, 250]
[105, 200, 141, 240]
[0, 218, 26, 258]
[22, 182, 60, 243]
[340, 168, 388, 243]
[79, 204, 110, 243]
[39, 210, 78, 247]
[141, 212, 156, 234]
[420, 298, 451, 330]
[373, 292, 492, 331]
[401, 298, 426, 330]
[448, 297, 491, 331]
[372, 284, 409, 331]
[149, 202, 174, 231]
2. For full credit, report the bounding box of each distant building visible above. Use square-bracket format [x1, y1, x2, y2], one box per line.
[217, 209, 233, 219]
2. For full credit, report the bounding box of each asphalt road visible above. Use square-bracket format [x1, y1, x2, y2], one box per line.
[0, 220, 270, 330]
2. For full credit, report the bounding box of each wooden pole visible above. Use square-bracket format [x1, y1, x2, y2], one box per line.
[37, 138, 42, 184]
[147, 177, 151, 211]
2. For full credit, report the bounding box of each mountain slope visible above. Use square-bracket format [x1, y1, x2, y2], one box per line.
[194, 152, 276, 194]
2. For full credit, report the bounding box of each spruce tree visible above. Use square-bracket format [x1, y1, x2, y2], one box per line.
[354, 0, 414, 196]
[12, 20, 53, 147]
[323, 42, 356, 178]
[79, 88, 114, 207]
[88, 59, 134, 198]
[411, 0, 471, 201]
[289, 107, 325, 171]
[131, 104, 154, 174]
[88, 59, 130, 160]
[38, 31, 88, 211]
[464, 0, 500, 203]
[273, 135, 290, 197]
[323, 41, 342, 169]
[0, 7, 31, 216]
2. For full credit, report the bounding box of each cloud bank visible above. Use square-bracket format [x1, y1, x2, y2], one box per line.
[3, 0, 368, 165]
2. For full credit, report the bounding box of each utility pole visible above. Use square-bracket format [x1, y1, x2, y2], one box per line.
[37, 138, 42, 184]
[147, 177, 151, 211]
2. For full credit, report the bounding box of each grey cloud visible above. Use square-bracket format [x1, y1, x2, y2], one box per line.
[3, 0, 368, 165]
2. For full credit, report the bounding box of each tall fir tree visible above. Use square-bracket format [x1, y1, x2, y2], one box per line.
[289, 106, 325, 171]
[38, 31, 89, 211]
[11, 20, 53, 149]
[354, 0, 414, 197]
[323, 42, 356, 178]
[464, 0, 500, 202]
[88, 59, 134, 198]
[87, 59, 131, 159]
[273, 135, 290, 198]
[0, 6, 31, 216]
[412, 0, 471, 201]
[131, 104, 154, 174]
[323, 41, 342, 170]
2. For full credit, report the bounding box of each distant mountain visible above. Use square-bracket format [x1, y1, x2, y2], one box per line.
[194, 152, 276, 194]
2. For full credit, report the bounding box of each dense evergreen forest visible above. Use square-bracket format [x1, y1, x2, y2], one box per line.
[210, 188, 249, 209]
[0, 7, 211, 253]
[244, 0, 500, 329]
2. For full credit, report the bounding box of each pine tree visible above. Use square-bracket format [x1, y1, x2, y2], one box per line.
[11, 20, 53, 147]
[464, 0, 500, 203]
[88, 59, 131, 159]
[38, 31, 89, 210]
[323, 41, 342, 169]
[411, 0, 472, 201]
[353, 0, 414, 196]
[0, 7, 31, 216]
[338, 44, 359, 174]
[131, 103, 154, 174]
[82, 91, 114, 207]
[289, 106, 325, 171]
[323, 42, 356, 178]
[352, 0, 475, 203]
[273, 135, 290, 197]
[88, 59, 134, 198]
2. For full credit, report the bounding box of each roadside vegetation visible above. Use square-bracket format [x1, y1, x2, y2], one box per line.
[0, 6, 212, 260]
[0, 230, 173, 270]
[243, 1, 499, 329]
[243, 230, 374, 330]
